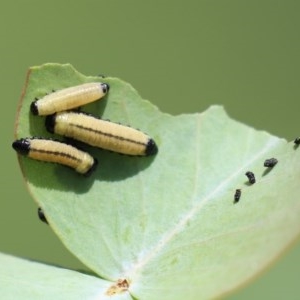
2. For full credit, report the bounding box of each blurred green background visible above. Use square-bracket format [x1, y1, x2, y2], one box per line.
[1, 0, 299, 299]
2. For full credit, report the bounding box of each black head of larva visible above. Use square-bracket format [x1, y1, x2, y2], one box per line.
[12, 138, 31, 155]
[30, 100, 39, 115]
[38, 207, 48, 224]
[101, 83, 110, 94]
[145, 139, 158, 156]
[45, 114, 57, 134]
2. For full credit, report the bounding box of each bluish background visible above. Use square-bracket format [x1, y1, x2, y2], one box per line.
[1, 1, 299, 298]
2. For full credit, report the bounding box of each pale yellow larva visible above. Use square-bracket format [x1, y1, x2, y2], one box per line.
[12, 137, 97, 175]
[30, 82, 109, 116]
[46, 111, 158, 156]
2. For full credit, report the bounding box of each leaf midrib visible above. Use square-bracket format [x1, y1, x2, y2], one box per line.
[124, 136, 282, 279]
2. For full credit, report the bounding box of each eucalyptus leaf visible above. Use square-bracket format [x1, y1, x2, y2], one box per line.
[0, 253, 132, 300]
[13, 63, 300, 299]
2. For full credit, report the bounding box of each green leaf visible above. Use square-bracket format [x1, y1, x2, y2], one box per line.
[13, 63, 300, 299]
[0, 252, 132, 300]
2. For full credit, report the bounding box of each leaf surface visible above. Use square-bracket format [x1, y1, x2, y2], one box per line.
[0, 253, 132, 300]
[14, 64, 300, 299]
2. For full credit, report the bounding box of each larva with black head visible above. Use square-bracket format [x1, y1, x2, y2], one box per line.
[45, 111, 158, 156]
[12, 137, 97, 175]
[245, 171, 255, 184]
[234, 189, 241, 203]
[264, 158, 278, 168]
[30, 82, 109, 116]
